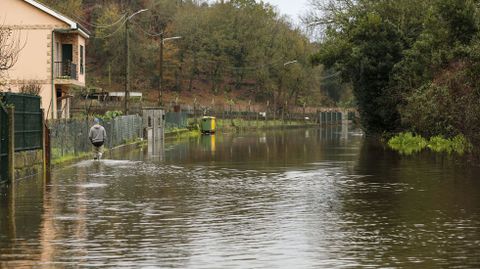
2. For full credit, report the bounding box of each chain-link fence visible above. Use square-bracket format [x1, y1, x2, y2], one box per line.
[104, 115, 143, 147]
[165, 112, 189, 131]
[49, 115, 143, 160]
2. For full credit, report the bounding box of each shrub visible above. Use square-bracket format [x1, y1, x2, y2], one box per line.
[389, 132, 472, 155]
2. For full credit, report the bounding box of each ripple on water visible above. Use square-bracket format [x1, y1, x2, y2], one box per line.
[78, 183, 108, 188]
[4, 129, 480, 269]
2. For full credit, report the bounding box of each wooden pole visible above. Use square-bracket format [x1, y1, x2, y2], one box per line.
[124, 19, 130, 115]
[7, 106, 15, 183]
[158, 34, 164, 106]
[42, 109, 51, 183]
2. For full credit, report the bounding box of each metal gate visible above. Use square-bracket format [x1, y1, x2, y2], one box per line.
[0, 102, 8, 182]
[1, 93, 42, 151]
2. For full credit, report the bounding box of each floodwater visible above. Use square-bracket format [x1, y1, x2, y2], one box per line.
[2, 125, 480, 268]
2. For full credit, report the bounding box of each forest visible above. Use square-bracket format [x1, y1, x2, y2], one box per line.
[36, 0, 351, 111]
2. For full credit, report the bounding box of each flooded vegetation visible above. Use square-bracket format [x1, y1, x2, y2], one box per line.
[2, 126, 480, 268]
[388, 132, 472, 155]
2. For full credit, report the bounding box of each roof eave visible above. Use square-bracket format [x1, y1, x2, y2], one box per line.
[23, 0, 78, 28]
[23, 0, 91, 38]
[54, 28, 90, 39]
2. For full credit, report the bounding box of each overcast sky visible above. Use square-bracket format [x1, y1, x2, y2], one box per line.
[263, 0, 310, 24]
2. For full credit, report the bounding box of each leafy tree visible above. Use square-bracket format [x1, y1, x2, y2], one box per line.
[308, 0, 480, 148]
[311, 10, 404, 133]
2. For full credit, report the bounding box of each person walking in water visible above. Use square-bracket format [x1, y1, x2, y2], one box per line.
[89, 118, 107, 160]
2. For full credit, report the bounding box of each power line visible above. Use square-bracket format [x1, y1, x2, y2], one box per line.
[69, 13, 127, 29]
[132, 21, 163, 37]
[319, 71, 341, 81]
[91, 19, 127, 39]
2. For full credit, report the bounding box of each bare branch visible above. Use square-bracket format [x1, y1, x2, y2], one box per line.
[0, 23, 25, 72]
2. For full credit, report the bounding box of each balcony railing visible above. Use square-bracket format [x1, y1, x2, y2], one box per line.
[54, 61, 77, 80]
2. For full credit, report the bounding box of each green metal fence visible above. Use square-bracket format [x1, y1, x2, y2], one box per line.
[49, 115, 143, 160]
[0, 93, 42, 151]
[0, 102, 8, 182]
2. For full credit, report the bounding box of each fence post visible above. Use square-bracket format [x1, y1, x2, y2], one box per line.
[42, 110, 51, 182]
[7, 106, 15, 183]
[266, 101, 269, 126]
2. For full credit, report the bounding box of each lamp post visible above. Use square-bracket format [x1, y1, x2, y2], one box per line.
[283, 60, 298, 67]
[274, 60, 297, 121]
[158, 35, 182, 106]
[124, 9, 148, 115]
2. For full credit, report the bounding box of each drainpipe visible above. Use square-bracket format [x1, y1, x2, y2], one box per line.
[51, 30, 55, 119]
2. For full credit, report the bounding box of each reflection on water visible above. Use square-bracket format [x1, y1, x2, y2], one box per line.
[1, 126, 480, 268]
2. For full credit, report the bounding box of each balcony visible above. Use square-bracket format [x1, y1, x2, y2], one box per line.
[54, 61, 77, 80]
[54, 61, 83, 87]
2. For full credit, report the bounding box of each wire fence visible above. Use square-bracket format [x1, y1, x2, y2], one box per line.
[47, 107, 355, 161]
[49, 115, 143, 160]
[165, 112, 189, 131]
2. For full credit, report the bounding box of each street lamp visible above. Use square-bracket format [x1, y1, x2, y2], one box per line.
[273, 60, 298, 121]
[124, 9, 148, 115]
[283, 60, 298, 67]
[158, 35, 182, 106]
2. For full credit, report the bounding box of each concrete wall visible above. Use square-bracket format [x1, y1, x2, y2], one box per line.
[14, 150, 43, 179]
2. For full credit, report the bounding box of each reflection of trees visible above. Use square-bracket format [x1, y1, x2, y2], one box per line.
[165, 128, 360, 169]
[339, 139, 480, 267]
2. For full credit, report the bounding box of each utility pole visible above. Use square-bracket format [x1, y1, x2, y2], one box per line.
[124, 19, 130, 115]
[158, 35, 182, 107]
[123, 9, 148, 115]
[158, 33, 164, 107]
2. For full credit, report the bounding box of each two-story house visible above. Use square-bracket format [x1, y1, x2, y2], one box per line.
[1, 0, 89, 119]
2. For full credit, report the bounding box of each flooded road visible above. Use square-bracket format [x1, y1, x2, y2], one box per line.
[2, 126, 480, 268]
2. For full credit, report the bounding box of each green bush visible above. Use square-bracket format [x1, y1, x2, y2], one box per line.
[388, 132, 428, 155]
[95, 110, 123, 121]
[389, 132, 472, 155]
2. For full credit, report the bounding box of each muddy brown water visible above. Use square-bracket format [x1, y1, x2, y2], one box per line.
[1, 126, 480, 268]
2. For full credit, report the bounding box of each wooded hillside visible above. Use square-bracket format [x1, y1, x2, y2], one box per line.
[38, 0, 350, 108]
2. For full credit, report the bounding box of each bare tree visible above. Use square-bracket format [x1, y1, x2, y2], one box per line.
[0, 24, 25, 85]
[20, 80, 42, 95]
[302, 0, 356, 40]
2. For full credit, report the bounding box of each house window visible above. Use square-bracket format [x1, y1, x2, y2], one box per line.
[80, 45, 84, 74]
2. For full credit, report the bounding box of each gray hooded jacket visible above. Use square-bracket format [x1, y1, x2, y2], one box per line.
[89, 124, 107, 144]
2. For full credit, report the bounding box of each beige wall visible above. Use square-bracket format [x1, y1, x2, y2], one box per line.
[1, 0, 86, 118]
[8, 29, 51, 80]
[1, 0, 69, 26]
